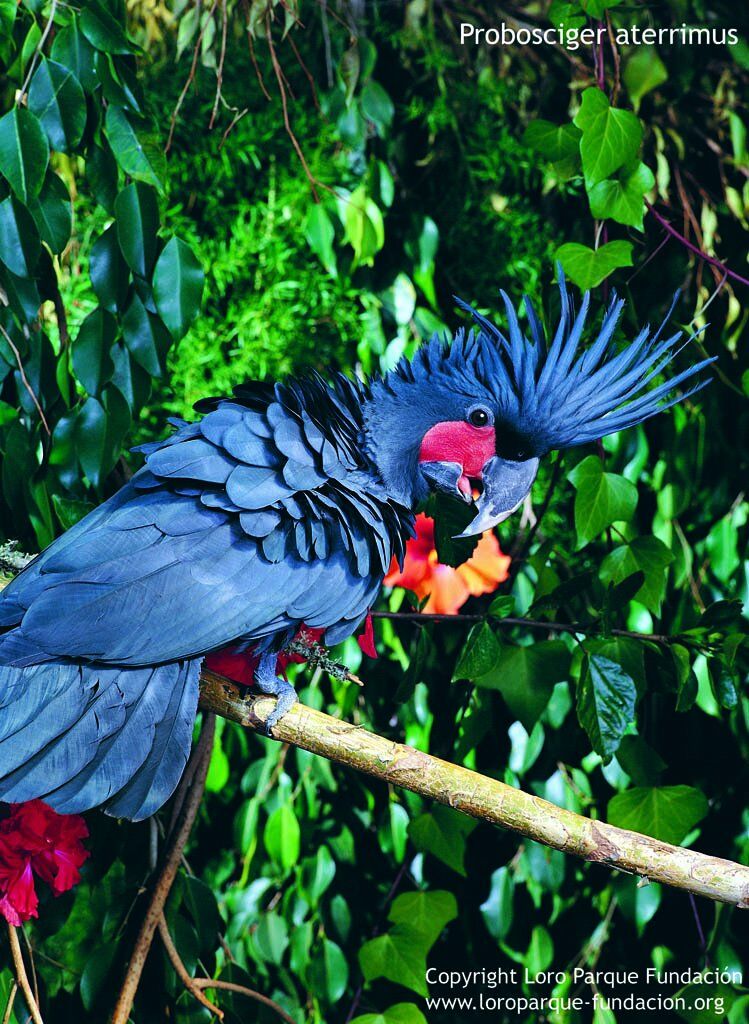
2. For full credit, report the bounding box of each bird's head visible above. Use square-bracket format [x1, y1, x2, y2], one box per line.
[363, 273, 714, 537]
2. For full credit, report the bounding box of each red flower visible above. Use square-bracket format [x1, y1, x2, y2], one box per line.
[0, 800, 89, 924]
[384, 513, 511, 615]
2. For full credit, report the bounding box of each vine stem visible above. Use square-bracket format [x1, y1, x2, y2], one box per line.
[645, 200, 749, 288]
[6, 924, 43, 1024]
[199, 672, 749, 909]
[110, 715, 216, 1024]
[369, 610, 672, 646]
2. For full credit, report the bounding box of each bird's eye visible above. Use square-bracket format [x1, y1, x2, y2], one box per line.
[468, 407, 492, 427]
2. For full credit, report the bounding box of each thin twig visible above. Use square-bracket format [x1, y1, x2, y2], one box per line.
[110, 715, 216, 1024]
[0, 324, 50, 436]
[18, 0, 58, 100]
[157, 914, 223, 1019]
[209, 0, 228, 130]
[265, 9, 320, 201]
[167, 0, 219, 153]
[369, 610, 672, 646]
[239, 0, 272, 101]
[6, 924, 43, 1024]
[645, 201, 749, 288]
[192, 979, 296, 1024]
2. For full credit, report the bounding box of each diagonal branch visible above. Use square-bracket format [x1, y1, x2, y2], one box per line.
[199, 671, 749, 910]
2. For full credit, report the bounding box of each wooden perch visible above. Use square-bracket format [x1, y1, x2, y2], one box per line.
[200, 670, 749, 910]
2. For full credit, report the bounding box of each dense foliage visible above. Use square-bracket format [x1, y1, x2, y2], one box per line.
[0, 1, 747, 1022]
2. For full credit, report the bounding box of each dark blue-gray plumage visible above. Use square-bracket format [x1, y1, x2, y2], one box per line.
[0, 275, 712, 819]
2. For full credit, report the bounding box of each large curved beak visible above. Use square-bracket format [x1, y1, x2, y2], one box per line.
[454, 455, 539, 538]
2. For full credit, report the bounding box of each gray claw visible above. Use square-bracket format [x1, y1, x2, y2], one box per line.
[254, 650, 299, 735]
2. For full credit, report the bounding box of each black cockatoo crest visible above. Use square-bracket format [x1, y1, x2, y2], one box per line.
[365, 272, 713, 536]
[0, 272, 713, 819]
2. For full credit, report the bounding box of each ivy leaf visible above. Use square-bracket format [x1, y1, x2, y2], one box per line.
[351, 1005, 428, 1024]
[114, 181, 159, 279]
[523, 120, 582, 177]
[480, 866, 514, 941]
[475, 641, 571, 730]
[263, 803, 300, 871]
[72, 309, 117, 397]
[308, 938, 349, 1004]
[0, 195, 41, 277]
[0, 106, 49, 203]
[588, 162, 655, 231]
[607, 785, 708, 844]
[27, 171, 72, 254]
[623, 47, 668, 111]
[105, 106, 166, 191]
[555, 241, 633, 290]
[408, 806, 475, 875]
[152, 236, 205, 340]
[579, 0, 620, 15]
[27, 57, 87, 152]
[577, 653, 637, 761]
[600, 536, 675, 614]
[452, 622, 501, 681]
[573, 87, 643, 186]
[568, 455, 638, 548]
[359, 931, 428, 996]
[388, 891, 458, 946]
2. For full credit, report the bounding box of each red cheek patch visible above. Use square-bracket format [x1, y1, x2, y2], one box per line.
[419, 421, 495, 477]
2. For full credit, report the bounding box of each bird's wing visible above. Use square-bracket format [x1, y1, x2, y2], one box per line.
[0, 395, 404, 666]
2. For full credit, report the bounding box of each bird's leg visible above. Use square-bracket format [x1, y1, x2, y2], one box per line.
[253, 650, 298, 734]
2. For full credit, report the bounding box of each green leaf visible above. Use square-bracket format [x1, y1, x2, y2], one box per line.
[525, 925, 554, 978]
[523, 120, 582, 176]
[555, 240, 633, 290]
[573, 87, 642, 186]
[408, 805, 474, 875]
[588, 162, 655, 231]
[27, 171, 72, 253]
[114, 181, 159, 278]
[568, 455, 638, 548]
[80, 2, 137, 55]
[105, 106, 166, 191]
[305, 204, 337, 276]
[388, 890, 458, 946]
[308, 938, 349, 1003]
[342, 185, 384, 267]
[488, 594, 516, 618]
[0, 106, 49, 202]
[617, 734, 667, 787]
[361, 80, 394, 132]
[351, 1004, 428, 1024]
[600, 536, 674, 614]
[0, 195, 40, 276]
[577, 653, 637, 761]
[52, 494, 94, 531]
[121, 294, 171, 377]
[475, 641, 571, 730]
[72, 309, 116, 396]
[301, 846, 336, 905]
[74, 396, 108, 486]
[607, 785, 708, 844]
[623, 47, 668, 110]
[359, 931, 428, 997]
[253, 912, 289, 963]
[90, 224, 129, 313]
[80, 944, 118, 1012]
[452, 622, 501, 681]
[480, 866, 514, 941]
[152, 236, 205, 339]
[27, 57, 87, 152]
[87, 142, 119, 212]
[263, 803, 300, 871]
[51, 18, 99, 92]
[579, 0, 620, 15]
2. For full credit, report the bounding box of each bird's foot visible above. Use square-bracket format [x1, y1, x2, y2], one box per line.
[254, 651, 298, 735]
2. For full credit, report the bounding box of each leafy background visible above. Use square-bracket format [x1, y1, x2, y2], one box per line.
[0, 1, 747, 1022]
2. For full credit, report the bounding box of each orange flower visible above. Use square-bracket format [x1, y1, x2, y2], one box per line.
[384, 513, 510, 615]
